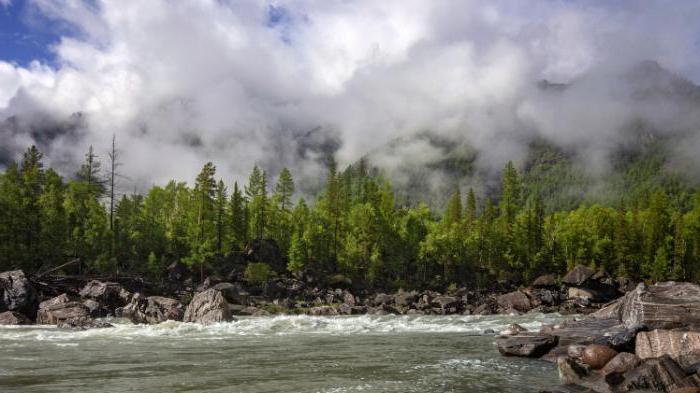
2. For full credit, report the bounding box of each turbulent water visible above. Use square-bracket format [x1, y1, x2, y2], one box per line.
[0, 313, 567, 393]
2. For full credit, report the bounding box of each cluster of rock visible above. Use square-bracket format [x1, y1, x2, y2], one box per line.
[0, 269, 234, 328]
[0, 264, 631, 329]
[496, 281, 700, 393]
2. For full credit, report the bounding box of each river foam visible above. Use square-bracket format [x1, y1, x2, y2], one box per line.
[0, 313, 566, 341]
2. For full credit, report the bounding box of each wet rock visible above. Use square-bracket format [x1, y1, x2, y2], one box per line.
[618, 355, 698, 392]
[601, 352, 641, 386]
[496, 334, 559, 357]
[183, 288, 232, 325]
[432, 296, 459, 310]
[79, 280, 131, 311]
[0, 270, 38, 317]
[557, 356, 591, 386]
[121, 293, 184, 324]
[581, 344, 617, 370]
[308, 306, 338, 316]
[531, 274, 558, 288]
[621, 282, 700, 330]
[57, 316, 113, 330]
[500, 323, 528, 336]
[636, 330, 700, 361]
[0, 311, 31, 325]
[343, 291, 356, 306]
[496, 291, 532, 313]
[36, 294, 90, 324]
[82, 299, 103, 317]
[562, 265, 595, 286]
[483, 328, 496, 335]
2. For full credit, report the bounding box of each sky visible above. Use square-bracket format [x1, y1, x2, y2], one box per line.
[1, 0, 700, 192]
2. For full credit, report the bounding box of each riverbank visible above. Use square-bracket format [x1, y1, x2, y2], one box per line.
[1, 264, 624, 328]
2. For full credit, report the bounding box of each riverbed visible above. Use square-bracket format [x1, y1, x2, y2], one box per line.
[0, 313, 567, 392]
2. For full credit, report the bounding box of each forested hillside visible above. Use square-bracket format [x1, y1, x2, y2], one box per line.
[2, 140, 699, 291]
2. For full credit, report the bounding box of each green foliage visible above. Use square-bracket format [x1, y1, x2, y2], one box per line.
[244, 262, 273, 284]
[1, 143, 699, 289]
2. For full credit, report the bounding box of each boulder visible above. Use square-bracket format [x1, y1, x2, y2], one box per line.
[121, 293, 184, 324]
[211, 282, 247, 304]
[183, 288, 232, 325]
[394, 291, 417, 307]
[601, 352, 641, 386]
[621, 282, 700, 330]
[82, 299, 104, 317]
[496, 291, 532, 313]
[36, 294, 90, 324]
[432, 296, 460, 310]
[496, 334, 559, 357]
[636, 330, 700, 361]
[343, 291, 356, 306]
[562, 265, 595, 286]
[532, 274, 558, 288]
[581, 344, 618, 370]
[618, 355, 699, 392]
[79, 280, 131, 311]
[568, 287, 603, 303]
[0, 270, 38, 317]
[557, 356, 592, 386]
[0, 311, 31, 325]
[374, 293, 394, 306]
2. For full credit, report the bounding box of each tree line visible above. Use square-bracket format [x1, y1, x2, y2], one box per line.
[1, 145, 699, 289]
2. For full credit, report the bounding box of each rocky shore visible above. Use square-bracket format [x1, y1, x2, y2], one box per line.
[2, 263, 623, 328]
[6, 263, 699, 392]
[496, 280, 700, 392]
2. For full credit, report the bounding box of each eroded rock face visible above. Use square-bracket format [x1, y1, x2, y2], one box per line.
[79, 280, 131, 312]
[0, 270, 38, 317]
[496, 334, 559, 357]
[636, 330, 700, 361]
[618, 355, 699, 392]
[621, 282, 700, 330]
[183, 289, 232, 325]
[121, 293, 184, 324]
[0, 311, 31, 325]
[36, 294, 90, 324]
[496, 291, 532, 313]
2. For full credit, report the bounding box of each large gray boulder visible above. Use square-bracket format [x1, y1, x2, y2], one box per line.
[0, 311, 31, 325]
[617, 355, 700, 392]
[497, 291, 533, 313]
[79, 280, 132, 311]
[0, 270, 38, 317]
[183, 289, 232, 325]
[621, 282, 700, 330]
[562, 265, 595, 286]
[121, 293, 184, 324]
[36, 294, 91, 325]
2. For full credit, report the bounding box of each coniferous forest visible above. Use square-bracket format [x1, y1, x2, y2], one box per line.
[3, 142, 700, 290]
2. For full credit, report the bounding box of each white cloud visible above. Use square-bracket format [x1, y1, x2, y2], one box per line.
[1, 0, 700, 189]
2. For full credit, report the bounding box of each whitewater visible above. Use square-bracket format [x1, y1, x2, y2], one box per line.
[0, 313, 566, 392]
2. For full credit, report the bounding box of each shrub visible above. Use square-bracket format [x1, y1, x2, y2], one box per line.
[244, 262, 273, 284]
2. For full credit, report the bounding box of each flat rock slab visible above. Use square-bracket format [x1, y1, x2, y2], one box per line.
[496, 333, 558, 357]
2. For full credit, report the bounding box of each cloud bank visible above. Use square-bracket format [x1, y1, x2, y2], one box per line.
[1, 0, 700, 192]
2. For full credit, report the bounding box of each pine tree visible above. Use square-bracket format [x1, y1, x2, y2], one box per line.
[465, 188, 477, 228]
[500, 161, 521, 225]
[443, 188, 462, 226]
[245, 165, 268, 240]
[215, 180, 227, 253]
[229, 181, 246, 250]
[76, 146, 106, 197]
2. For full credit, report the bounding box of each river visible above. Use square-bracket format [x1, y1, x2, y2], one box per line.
[0, 313, 566, 392]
